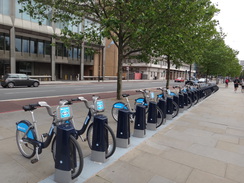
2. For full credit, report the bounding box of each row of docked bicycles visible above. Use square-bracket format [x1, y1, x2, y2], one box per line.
[16, 96, 116, 179]
[15, 83, 218, 179]
[111, 83, 219, 127]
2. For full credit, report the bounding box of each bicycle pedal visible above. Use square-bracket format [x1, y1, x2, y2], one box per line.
[31, 158, 38, 164]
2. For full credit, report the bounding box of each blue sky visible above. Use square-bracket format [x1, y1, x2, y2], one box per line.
[211, 0, 244, 60]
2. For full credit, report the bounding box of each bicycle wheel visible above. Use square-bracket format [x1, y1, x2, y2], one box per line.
[155, 106, 164, 128]
[111, 102, 127, 122]
[187, 96, 192, 109]
[16, 129, 36, 159]
[172, 101, 179, 118]
[86, 123, 116, 159]
[51, 136, 83, 179]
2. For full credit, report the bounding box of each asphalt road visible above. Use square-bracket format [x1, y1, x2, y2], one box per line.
[0, 80, 181, 113]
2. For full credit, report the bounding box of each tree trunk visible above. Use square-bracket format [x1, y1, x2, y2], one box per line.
[116, 46, 123, 100]
[166, 55, 171, 89]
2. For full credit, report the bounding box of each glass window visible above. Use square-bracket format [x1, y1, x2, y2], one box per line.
[44, 41, 51, 55]
[5, 35, 10, 50]
[15, 0, 22, 19]
[3, 0, 10, 15]
[56, 43, 63, 57]
[30, 39, 37, 54]
[73, 47, 78, 59]
[15, 37, 22, 52]
[38, 41, 44, 55]
[68, 47, 73, 58]
[77, 48, 81, 59]
[0, 33, 4, 50]
[63, 46, 68, 57]
[22, 38, 29, 53]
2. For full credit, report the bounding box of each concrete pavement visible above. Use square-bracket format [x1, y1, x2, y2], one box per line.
[0, 83, 243, 183]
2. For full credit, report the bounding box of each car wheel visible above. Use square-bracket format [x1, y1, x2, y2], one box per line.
[33, 82, 39, 87]
[7, 82, 14, 88]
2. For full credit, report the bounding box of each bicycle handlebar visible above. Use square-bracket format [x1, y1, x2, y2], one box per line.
[23, 101, 55, 117]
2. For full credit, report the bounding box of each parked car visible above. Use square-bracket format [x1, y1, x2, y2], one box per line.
[174, 77, 185, 82]
[1, 73, 40, 88]
[185, 79, 198, 85]
[198, 78, 209, 83]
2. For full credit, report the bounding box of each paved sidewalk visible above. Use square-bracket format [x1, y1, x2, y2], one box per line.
[0, 83, 243, 183]
[84, 83, 244, 183]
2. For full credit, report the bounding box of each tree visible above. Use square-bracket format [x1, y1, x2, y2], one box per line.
[198, 33, 241, 78]
[146, 0, 219, 88]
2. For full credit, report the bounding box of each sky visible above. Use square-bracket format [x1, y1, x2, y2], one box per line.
[211, 0, 244, 60]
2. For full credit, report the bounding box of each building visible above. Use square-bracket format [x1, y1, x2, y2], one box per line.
[0, 0, 194, 81]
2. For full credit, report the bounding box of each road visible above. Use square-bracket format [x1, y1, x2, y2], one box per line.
[0, 80, 179, 113]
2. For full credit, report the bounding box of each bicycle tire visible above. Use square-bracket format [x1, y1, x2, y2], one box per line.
[155, 105, 164, 128]
[172, 101, 179, 118]
[86, 123, 116, 159]
[187, 96, 192, 109]
[111, 102, 127, 122]
[51, 135, 83, 179]
[16, 129, 36, 159]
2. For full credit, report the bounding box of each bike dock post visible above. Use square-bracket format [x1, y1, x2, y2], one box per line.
[133, 104, 146, 138]
[91, 115, 108, 163]
[54, 123, 77, 183]
[178, 93, 184, 113]
[157, 99, 166, 124]
[116, 109, 130, 148]
[147, 101, 157, 131]
[166, 98, 173, 120]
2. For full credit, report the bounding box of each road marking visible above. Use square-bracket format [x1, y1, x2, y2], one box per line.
[5, 90, 56, 95]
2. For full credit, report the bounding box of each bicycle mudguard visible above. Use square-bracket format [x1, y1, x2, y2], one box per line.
[170, 92, 177, 96]
[16, 120, 36, 140]
[113, 102, 128, 109]
[157, 94, 164, 99]
[135, 98, 145, 104]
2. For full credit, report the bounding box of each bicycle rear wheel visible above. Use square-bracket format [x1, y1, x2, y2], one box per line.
[51, 135, 83, 179]
[16, 129, 36, 159]
[86, 123, 116, 159]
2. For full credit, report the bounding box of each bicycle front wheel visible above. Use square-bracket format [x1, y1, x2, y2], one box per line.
[86, 123, 116, 159]
[172, 101, 179, 118]
[111, 102, 127, 122]
[16, 129, 36, 159]
[155, 106, 164, 128]
[51, 135, 83, 179]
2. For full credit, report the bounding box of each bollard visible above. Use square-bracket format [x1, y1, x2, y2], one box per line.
[157, 99, 166, 124]
[116, 109, 130, 148]
[166, 97, 173, 120]
[147, 101, 157, 131]
[133, 104, 146, 138]
[178, 93, 184, 113]
[90, 115, 108, 163]
[54, 123, 77, 183]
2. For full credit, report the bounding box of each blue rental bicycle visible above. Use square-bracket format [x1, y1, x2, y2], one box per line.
[16, 101, 83, 179]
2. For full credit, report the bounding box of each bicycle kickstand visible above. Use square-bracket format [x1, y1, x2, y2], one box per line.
[31, 147, 40, 164]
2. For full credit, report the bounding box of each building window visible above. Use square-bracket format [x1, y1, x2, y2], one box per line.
[44, 41, 51, 55]
[15, 37, 22, 52]
[30, 39, 38, 54]
[0, 0, 10, 15]
[22, 38, 30, 53]
[38, 41, 44, 55]
[0, 33, 10, 51]
[0, 34, 4, 50]
[68, 47, 73, 58]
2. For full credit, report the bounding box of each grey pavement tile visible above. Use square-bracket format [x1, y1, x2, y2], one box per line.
[216, 141, 244, 155]
[186, 169, 238, 183]
[188, 144, 244, 167]
[161, 148, 227, 177]
[92, 160, 154, 183]
[148, 175, 176, 183]
[226, 164, 244, 183]
[128, 151, 192, 183]
[212, 134, 239, 144]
